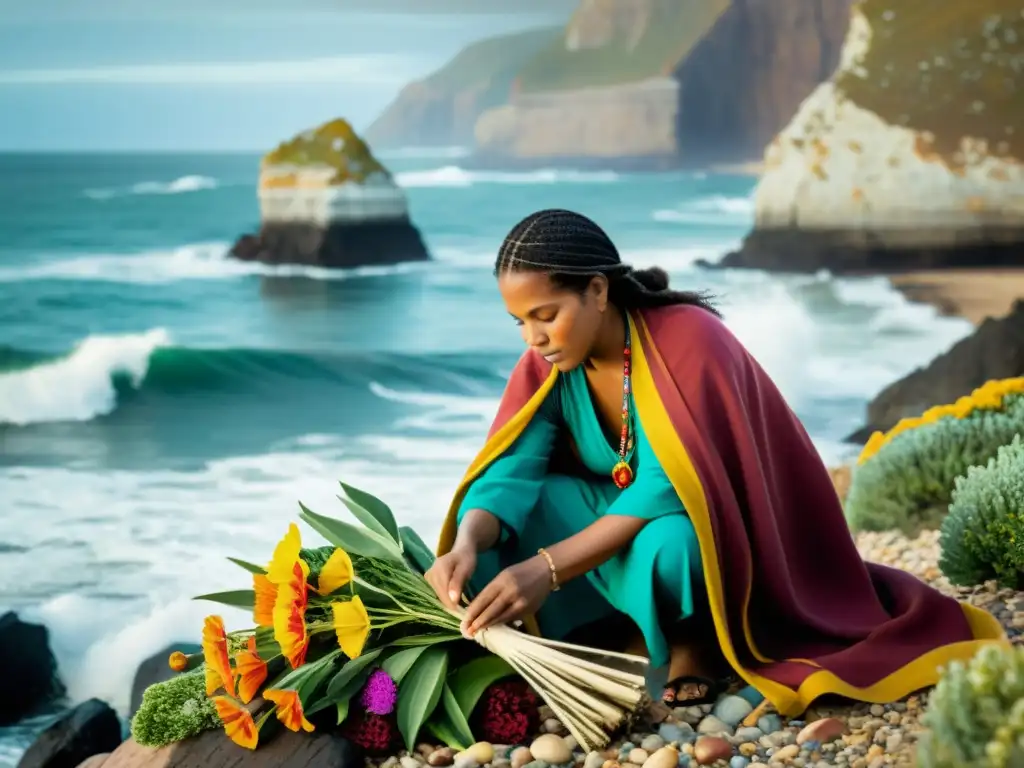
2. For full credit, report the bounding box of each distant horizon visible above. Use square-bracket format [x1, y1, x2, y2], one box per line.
[0, 6, 571, 151]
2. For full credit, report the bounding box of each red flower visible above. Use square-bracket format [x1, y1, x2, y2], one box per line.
[473, 679, 540, 745]
[340, 709, 399, 755]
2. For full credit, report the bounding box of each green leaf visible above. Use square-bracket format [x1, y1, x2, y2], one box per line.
[299, 502, 404, 562]
[340, 481, 402, 544]
[381, 646, 428, 684]
[396, 646, 449, 751]
[298, 655, 344, 701]
[325, 648, 383, 699]
[227, 557, 266, 575]
[448, 656, 516, 718]
[425, 714, 472, 752]
[439, 683, 475, 749]
[191, 589, 256, 608]
[399, 526, 436, 575]
[254, 626, 280, 659]
[389, 634, 460, 648]
[336, 698, 350, 725]
[272, 649, 342, 692]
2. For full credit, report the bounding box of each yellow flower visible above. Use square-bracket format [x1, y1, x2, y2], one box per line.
[273, 559, 311, 669]
[234, 636, 268, 704]
[253, 573, 277, 628]
[267, 523, 304, 585]
[212, 696, 259, 750]
[332, 595, 370, 659]
[857, 376, 1024, 465]
[316, 548, 354, 595]
[202, 615, 236, 698]
[264, 689, 315, 733]
[167, 651, 189, 672]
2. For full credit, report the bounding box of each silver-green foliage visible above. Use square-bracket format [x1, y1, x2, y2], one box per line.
[939, 434, 1024, 588]
[845, 394, 1024, 534]
[129, 667, 221, 747]
[918, 644, 1024, 768]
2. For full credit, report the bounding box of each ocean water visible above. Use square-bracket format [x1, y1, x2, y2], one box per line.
[0, 150, 973, 761]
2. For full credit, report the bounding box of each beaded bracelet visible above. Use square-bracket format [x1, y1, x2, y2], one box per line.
[536, 547, 561, 592]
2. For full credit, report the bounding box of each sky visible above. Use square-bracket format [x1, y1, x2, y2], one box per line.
[0, 1, 575, 151]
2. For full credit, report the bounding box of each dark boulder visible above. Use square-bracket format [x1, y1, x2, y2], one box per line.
[0, 612, 65, 725]
[16, 698, 122, 768]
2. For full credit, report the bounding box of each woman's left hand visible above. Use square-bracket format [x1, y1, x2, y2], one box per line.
[460, 555, 553, 637]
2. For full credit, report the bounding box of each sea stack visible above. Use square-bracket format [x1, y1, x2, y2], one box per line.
[717, 0, 1024, 274]
[229, 118, 430, 269]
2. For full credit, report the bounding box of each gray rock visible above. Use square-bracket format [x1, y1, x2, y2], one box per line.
[639, 735, 665, 752]
[757, 714, 783, 734]
[656, 723, 694, 745]
[732, 727, 764, 743]
[695, 715, 733, 736]
[16, 699, 122, 768]
[712, 696, 753, 728]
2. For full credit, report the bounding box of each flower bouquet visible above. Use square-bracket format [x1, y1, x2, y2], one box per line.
[132, 482, 649, 753]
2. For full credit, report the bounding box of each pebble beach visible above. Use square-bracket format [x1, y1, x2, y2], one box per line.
[365, 525, 1016, 768]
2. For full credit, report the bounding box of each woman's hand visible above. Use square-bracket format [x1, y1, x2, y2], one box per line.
[461, 555, 553, 637]
[424, 545, 478, 611]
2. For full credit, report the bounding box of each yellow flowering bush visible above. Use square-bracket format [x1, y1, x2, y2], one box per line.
[939, 434, 1024, 588]
[917, 644, 1024, 768]
[845, 381, 1024, 534]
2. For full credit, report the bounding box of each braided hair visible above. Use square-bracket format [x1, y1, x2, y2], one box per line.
[494, 208, 720, 316]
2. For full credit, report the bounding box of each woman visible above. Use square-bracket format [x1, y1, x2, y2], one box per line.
[426, 209, 1005, 714]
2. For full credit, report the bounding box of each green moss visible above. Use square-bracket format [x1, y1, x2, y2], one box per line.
[263, 118, 388, 185]
[516, 0, 731, 93]
[129, 667, 221, 747]
[835, 0, 1024, 165]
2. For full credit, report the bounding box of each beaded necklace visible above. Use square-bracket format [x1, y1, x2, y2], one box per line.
[611, 318, 635, 490]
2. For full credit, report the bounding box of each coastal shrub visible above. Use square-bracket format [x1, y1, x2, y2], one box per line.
[939, 435, 1024, 588]
[129, 666, 221, 747]
[845, 380, 1024, 534]
[917, 644, 1024, 768]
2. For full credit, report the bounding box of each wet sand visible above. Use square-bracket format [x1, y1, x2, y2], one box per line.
[888, 268, 1024, 326]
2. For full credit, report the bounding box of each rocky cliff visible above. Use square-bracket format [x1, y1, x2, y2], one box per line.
[719, 0, 1024, 273]
[364, 27, 561, 149]
[229, 119, 430, 269]
[369, 0, 850, 166]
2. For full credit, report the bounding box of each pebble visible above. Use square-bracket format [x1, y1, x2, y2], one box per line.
[656, 723, 693, 745]
[693, 736, 732, 766]
[530, 735, 573, 765]
[640, 746, 678, 768]
[695, 715, 732, 736]
[639, 735, 665, 752]
[712, 696, 753, 728]
[733, 727, 763, 743]
[428, 749, 455, 767]
[401, 758, 422, 768]
[627, 749, 649, 765]
[582, 752, 604, 768]
[729, 758, 750, 768]
[796, 718, 847, 745]
[511, 748, 534, 768]
[456, 743, 494, 767]
[543, 719, 565, 735]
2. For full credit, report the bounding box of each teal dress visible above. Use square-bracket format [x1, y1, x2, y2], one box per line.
[457, 365, 704, 668]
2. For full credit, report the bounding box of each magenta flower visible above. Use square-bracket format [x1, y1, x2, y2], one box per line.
[360, 668, 398, 715]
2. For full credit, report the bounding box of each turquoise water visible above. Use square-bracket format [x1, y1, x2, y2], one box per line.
[0, 150, 972, 761]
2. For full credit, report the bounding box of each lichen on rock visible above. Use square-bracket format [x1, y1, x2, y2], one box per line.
[262, 118, 389, 186]
[834, 1, 1024, 168]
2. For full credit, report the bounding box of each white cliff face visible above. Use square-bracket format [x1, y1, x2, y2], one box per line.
[752, 5, 1024, 245]
[257, 164, 408, 226]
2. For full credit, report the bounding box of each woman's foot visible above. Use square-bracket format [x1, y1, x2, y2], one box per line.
[661, 638, 723, 705]
[662, 675, 721, 705]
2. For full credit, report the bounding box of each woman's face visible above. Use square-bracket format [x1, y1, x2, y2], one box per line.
[497, 270, 607, 371]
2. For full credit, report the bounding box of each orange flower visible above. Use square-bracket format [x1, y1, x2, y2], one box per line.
[168, 651, 188, 672]
[253, 573, 277, 628]
[264, 688, 315, 733]
[213, 696, 259, 750]
[234, 636, 268, 704]
[202, 615, 236, 697]
[273, 559, 311, 669]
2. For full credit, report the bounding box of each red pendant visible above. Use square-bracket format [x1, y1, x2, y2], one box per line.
[612, 460, 634, 489]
